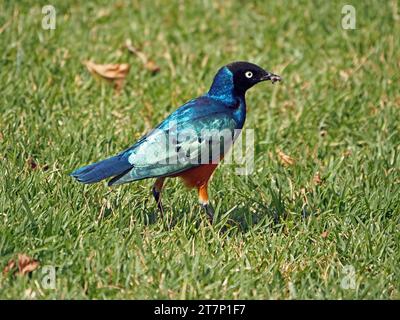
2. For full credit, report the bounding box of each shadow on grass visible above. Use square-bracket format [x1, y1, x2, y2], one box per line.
[93, 186, 315, 234]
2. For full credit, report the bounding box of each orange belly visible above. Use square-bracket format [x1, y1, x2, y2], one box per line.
[171, 163, 219, 188]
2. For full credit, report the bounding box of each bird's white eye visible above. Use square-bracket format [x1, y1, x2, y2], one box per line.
[245, 71, 253, 78]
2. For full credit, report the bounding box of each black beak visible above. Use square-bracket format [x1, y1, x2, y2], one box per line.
[260, 71, 282, 84]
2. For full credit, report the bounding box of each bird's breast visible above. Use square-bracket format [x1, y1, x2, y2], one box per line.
[172, 163, 220, 188]
[232, 99, 246, 129]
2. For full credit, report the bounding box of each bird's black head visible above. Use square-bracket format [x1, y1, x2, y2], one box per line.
[226, 61, 281, 95]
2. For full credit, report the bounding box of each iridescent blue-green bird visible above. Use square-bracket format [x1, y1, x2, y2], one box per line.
[71, 61, 281, 222]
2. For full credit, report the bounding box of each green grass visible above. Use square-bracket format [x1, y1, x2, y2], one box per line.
[0, 0, 399, 299]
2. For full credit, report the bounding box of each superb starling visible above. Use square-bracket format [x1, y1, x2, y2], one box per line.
[71, 61, 281, 222]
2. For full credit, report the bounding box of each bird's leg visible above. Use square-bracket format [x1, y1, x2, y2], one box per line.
[198, 184, 214, 224]
[152, 177, 165, 218]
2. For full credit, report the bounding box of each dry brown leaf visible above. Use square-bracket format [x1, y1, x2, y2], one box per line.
[321, 231, 329, 239]
[276, 148, 295, 166]
[27, 157, 38, 170]
[125, 39, 160, 74]
[3, 259, 16, 275]
[26, 157, 49, 171]
[3, 254, 39, 276]
[85, 61, 130, 79]
[17, 253, 39, 275]
[144, 60, 160, 74]
[84, 60, 130, 91]
[313, 171, 323, 185]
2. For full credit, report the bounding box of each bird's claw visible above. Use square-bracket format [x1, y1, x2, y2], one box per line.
[202, 203, 214, 224]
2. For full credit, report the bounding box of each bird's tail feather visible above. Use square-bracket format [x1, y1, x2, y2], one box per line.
[70, 156, 132, 184]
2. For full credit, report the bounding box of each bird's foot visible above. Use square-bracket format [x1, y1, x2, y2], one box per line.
[202, 203, 214, 224]
[152, 186, 164, 219]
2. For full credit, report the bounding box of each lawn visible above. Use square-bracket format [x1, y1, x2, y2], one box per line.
[0, 0, 399, 299]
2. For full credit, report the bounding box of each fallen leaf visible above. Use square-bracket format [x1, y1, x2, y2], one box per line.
[27, 157, 38, 170]
[125, 39, 160, 74]
[26, 157, 49, 171]
[84, 60, 130, 91]
[84, 61, 130, 80]
[3, 254, 39, 276]
[313, 172, 323, 185]
[3, 259, 16, 275]
[276, 148, 295, 166]
[17, 253, 39, 275]
[144, 60, 160, 74]
[321, 230, 329, 238]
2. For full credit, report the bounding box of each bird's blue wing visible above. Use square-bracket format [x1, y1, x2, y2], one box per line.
[109, 96, 239, 185]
